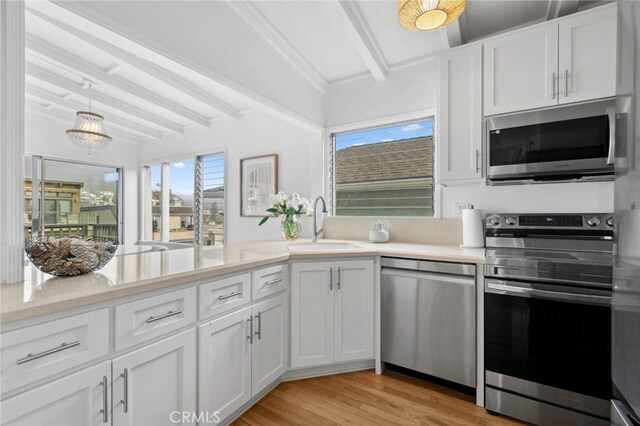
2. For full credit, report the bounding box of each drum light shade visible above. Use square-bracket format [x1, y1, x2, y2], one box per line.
[398, 0, 466, 32]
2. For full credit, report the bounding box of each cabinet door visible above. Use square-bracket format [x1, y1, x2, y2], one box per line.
[438, 44, 483, 182]
[558, 5, 617, 104]
[484, 23, 558, 115]
[198, 307, 252, 422]
[290, 262, 334, 368]
[1, 361, 110, 426]
[251, 293, 288, 396]
[112, 329, 196, 426]
[334, 260, 374, 363]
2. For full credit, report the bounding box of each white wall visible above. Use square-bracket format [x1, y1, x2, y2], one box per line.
[138, 109, 323, 243]
[324, 59, 439, 128]
[25, 111, 140, 244]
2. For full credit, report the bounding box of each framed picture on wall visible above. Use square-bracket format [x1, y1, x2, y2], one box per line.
[240, 154, 278, 217]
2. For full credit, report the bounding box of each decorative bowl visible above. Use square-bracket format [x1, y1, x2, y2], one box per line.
[25, 236, 118, 276]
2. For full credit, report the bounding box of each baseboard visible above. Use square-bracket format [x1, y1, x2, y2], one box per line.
[282, 359, 375, 381]
[223, 359, 374, 425]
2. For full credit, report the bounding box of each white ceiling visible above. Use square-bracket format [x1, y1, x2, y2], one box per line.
[25, 0, 611, 144]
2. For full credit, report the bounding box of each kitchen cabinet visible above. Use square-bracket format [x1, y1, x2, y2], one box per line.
[438, 44, 483, 182]
[291, 260, 374, 368]
[0, 361, 111, 426]
[199, 293, 289, 422]
[484, 4, 616, 116]
[112, 329, 196, 426]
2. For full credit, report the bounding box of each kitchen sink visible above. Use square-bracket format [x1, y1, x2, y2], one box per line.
[287, 242, 360, 252]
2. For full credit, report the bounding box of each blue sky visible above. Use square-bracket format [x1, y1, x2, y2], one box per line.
[335, 119, 433, 150]
[151, 155, 225, 199]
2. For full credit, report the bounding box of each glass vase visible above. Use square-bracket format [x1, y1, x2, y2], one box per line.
[280, 215, 302, 241]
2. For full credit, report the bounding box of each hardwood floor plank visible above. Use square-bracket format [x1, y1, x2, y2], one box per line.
[233, 370, 525, 426]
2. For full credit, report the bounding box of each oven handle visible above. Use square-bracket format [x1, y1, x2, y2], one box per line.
[607, 106, 616, 165]
[485, 280, 611, 306]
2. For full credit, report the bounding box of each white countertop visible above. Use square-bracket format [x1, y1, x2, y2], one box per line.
[0, 239, 485, 324]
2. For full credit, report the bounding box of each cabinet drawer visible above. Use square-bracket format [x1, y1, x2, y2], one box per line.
[0, 309, 109, 394]
[115, 287, 196, 351]
[199, 274, 250, 320]
[252, 264, 288, 301]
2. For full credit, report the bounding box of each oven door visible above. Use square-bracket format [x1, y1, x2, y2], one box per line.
[485, 279, 612, 413]
[487, 99, 615, 180]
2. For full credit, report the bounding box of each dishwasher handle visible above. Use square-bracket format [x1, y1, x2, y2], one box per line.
[381, 267, 475, 286]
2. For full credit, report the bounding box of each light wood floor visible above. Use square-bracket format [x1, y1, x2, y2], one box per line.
[234, 370, 525, 426]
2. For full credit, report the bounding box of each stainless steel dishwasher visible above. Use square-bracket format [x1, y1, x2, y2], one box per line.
[381, 257, 476, 387]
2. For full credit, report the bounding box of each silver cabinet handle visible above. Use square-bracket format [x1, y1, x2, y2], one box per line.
[264, 278, 283, 287]
[606, 106, 616, 165]
[551, 72, 556, 99]
[247, 316, 254, 344]
[17, 340, 80, 365]
[564, 69, 569, 97]
[146, 310, 182, 323]
[337, 267, 341, 290]
[475, 149, 480, 173]
[255, 312, 262, 340]
[329, 267, 333, 291]
[120, 368, 129, 413]
[101, 375, 108, 423]
[218, 290, 242, 301]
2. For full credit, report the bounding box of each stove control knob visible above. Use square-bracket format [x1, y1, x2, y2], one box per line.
[505, 216, 517, 226]
[488, 216, 501, 226]
[606, 217, 614, 227]
[586, 216, 601, 227]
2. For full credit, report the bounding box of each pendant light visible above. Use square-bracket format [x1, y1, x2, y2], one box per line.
[66, 81, 112, 153]
[398, 0, 466, 32]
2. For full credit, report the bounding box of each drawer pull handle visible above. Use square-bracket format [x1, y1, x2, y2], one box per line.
[264, 278, 283, 287]
[17, 340, 80, 365]
[145, 310, 182, 323]
[218, 290, 242, 301]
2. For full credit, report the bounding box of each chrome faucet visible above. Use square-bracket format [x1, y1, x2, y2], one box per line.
[312, 196, 328, 242]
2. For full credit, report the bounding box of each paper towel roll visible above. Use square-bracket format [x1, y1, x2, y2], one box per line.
[462, 209, 484, 248]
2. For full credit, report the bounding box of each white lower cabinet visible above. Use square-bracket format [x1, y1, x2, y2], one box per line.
[0, 361, 111, 426]
[112, 329, 196, 426]
[199, 293, 288, 423]
[291, 260, 374, 368]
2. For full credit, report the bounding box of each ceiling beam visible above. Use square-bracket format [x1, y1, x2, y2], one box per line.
[225, 1, 327, 94]
[547, 0, 580, 20]
[26, 7, 241, 120]
[334, 0, 387, 81]
[26, 35, 210, 127]
[26, 99, 142, 145]
[26, 84, 163, 140]
[25, 62, 184, 134]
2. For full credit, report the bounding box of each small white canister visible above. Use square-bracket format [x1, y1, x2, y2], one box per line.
[369, 220, 389, 243]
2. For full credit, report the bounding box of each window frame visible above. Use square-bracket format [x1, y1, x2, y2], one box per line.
[25, 154, 124, 243]
[326, 110, 439, 218]
[141, 149, 227, 246]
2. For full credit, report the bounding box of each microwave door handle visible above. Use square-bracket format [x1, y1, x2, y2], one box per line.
[606, 106, 616, 165]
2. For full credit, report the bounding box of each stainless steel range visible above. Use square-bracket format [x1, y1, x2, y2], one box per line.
[483, 213, 614, 425]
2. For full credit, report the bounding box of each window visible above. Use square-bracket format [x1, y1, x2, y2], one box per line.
[145, 153, 225, 246]
[24, 156, 122, 241]
[331, 119, 434, 216]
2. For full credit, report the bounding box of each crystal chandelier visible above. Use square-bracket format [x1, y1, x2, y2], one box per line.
[66, 82, 112, 152]
[398, 0, 466, 32]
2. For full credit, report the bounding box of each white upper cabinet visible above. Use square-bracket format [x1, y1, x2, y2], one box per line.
[484, 23, 559, 116]
[558, 6, 617, 104]
[484, 4, 617, 116]
[438, 44, 483, 182]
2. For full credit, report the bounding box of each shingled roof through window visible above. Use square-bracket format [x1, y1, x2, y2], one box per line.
[335, 136, 433, 185]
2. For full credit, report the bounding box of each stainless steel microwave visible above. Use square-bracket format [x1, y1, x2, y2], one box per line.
[486, 99, 616, 184]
